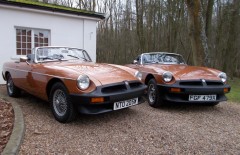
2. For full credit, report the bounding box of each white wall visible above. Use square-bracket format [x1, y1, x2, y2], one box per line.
[0, 5, 99, 84]
[83, 20, 97, 62]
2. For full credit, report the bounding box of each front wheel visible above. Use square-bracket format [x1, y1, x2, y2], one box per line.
[50, 82, 77, 123]
[6, 74, 21, 97]
[147, 79, 164, 108]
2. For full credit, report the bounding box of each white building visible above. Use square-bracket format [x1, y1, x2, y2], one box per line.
[0, 1, 104, 84]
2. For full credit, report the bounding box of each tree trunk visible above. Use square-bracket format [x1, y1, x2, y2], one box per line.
[136, 0, 145, 52]
[185, 0, 209, 66]
[223, 0, 240, 77]
[205, 0, 214, 66]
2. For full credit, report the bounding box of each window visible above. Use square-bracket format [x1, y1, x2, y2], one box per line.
[16, 28, 50, 55]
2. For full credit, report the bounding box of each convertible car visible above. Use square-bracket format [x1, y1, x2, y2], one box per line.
[2, 46, 146, 123]
[126, 52, 231, 107]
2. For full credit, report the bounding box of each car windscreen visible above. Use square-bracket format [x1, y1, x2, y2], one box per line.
[35, 47, 92, 62]
[142, 53, 186, 65]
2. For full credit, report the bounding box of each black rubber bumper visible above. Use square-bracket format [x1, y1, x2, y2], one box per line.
[69, 82, 147, 114]
[157, 81, 231, 103]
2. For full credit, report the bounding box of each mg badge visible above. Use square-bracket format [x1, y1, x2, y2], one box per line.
[125, 81, 129, 86]
[202, 79, 206, 83]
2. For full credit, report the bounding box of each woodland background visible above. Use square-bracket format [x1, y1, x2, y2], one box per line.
[42, 0, 239, 77]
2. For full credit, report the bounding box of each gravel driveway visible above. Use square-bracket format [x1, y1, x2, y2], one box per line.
[0, 86, 240, 154]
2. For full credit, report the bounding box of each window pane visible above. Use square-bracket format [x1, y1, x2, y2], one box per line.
[27, 50, 31, 54]
[44, 38, 48, 43]
[22, 30, 26, 35]
[22, 49, 26, 55]
[17, 42, 21, 48]
[22, 43, 26, 48]
[22, 36, 26, 42]
[27, 37, 31, 42]
[17, 49, 21, 55]
[27, 30, 31, 36]
[27, 43, 31, 48]
[16, 29, 21, 35]
[17, 36, 21, 42]
[40, 38, 43, 43]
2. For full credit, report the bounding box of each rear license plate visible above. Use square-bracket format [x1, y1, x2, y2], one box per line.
[189, 95, 216, 101]
[113, 98, 138, 110]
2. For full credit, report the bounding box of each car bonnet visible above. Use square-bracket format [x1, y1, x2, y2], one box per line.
[63, 62, 137, 85]
[146, 64, 221, 81]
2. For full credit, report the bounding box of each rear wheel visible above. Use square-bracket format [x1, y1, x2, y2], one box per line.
[6, 74, 21, 97]
[147, 79, 164, 108]
[50, 82, 77, 123]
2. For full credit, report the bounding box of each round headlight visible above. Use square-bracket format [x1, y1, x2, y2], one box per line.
[134, 71, 142, 81]
[218, 72, 227, 83]
[162, 71, 173, 82]
[77, 75, 90, 90]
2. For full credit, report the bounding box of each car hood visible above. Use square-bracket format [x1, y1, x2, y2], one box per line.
[145, 64, 221, 80]
[50, 61, 137, 85]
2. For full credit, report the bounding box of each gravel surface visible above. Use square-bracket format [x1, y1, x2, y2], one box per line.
[0, 98, 14, 153]
[0, 85, 240, 154]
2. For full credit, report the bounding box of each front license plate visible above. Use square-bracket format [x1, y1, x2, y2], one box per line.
[189, 95, 217, 101]
[113, 98, 138, 110]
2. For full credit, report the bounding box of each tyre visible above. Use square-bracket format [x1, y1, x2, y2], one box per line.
[50, 82, 77, 123]
[6, 74, 21, 97]
[147, 79, 164, 108]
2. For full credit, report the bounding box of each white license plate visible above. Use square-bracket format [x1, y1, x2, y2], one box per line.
[113, 98, 138, 110]
[189, 95, 216, 101]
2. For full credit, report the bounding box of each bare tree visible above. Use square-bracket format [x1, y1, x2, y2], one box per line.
[46, 0, 239, 75]
[185, 0, 209, 66]
[222, 0, 240, 77]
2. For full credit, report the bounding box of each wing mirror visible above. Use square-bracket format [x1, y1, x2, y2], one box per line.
[27, 54, 32, 61]
[133, 60, 138, 64]
[20, 56, 28, 62]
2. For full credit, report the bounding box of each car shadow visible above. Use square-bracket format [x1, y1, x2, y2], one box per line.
[154, 101, 224, 113]
[19, 91, 140, 124]
[75, 108, 138, 124]
[142, 95, 224, 113]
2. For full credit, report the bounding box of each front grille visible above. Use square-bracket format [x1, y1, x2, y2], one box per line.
[179, 80, 223, 87]
[101, 81, 143, 94]
[129, 81, 142, 89]
[206, 81, 224, 86]
[179, 81, 203, 86]
[101, 84, 127, 93]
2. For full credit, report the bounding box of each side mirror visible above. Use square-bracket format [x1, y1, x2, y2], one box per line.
[20, 56, 28, 62]
[27, 54, 32, 61]
[133, 60, 138, 64]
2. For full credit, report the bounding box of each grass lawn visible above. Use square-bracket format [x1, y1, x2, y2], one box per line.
[226, 78, 240, 103]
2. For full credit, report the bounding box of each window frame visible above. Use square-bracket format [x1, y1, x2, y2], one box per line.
[15, 27, 51, 56]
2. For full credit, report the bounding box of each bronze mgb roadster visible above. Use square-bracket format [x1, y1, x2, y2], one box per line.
[126, 52, 230, 107]
[2, 46, 146, 123]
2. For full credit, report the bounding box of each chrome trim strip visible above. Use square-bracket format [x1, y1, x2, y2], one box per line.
[5, 67, 75, 80]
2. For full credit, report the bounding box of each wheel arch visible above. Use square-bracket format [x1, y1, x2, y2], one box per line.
[145, 74, 155, 85]
[3, 71, 10, 81]
[46, 78, 65, 99]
